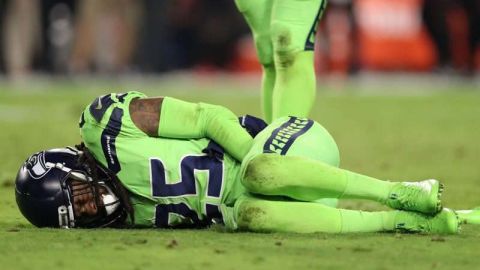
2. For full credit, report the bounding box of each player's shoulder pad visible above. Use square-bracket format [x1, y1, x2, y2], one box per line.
[86, 92, 147, 123]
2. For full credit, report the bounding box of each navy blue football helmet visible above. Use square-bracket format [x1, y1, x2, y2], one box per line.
[15, 147, 126, 228]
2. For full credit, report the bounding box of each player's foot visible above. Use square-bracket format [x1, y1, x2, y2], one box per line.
[394, 208, 459, 234]
[386, 179, 443, 214]
[456, 207, 480, 225]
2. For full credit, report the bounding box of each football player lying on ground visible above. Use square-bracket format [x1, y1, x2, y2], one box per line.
[15, 92, 480, 233]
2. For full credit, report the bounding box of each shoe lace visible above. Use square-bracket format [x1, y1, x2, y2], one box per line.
[395, 212, 431, 233]
[390, 184, 422, 210]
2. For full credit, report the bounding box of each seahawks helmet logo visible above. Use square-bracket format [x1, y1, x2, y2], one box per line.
[26, 152, 51, 179]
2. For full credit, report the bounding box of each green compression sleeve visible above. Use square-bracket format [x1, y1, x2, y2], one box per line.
[158, 97, 253, 161]
[272, 52, 316, 120]
[233, 195, 397, 233]
[243, 154, 393, 203]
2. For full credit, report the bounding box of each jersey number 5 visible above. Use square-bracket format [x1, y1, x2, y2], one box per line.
[150, 155, 224, 227]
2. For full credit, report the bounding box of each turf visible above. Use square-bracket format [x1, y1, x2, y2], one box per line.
[1, 77, 479, 270]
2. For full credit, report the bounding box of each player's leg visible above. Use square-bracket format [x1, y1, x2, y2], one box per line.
[261, 66, 276, 123]
[243, 153, 442, 214]
[235, 0, 276, 122]
[242, 116, 342, 207]
[457, 207, 480, 225]
[270, 0, 327, 120]
[222, 195, 458, 234]
[240, 116, 442, 214]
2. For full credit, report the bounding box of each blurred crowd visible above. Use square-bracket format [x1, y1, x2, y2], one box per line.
[0, 0, 478, 79]
[0, 0, 248, 79]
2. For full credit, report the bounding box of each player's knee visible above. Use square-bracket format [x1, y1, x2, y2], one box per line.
[236, 201, 269, 231]
[234, 0, 250, 12]
[254, 35, 274, 67]
[242, 154, 277, 193]
[270, 21, 298, 68]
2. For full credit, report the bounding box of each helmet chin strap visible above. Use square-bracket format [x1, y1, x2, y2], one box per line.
[102, 193, 120, 215]
[100, 185, 121, 215]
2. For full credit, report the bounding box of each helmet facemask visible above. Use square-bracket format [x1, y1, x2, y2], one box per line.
[47, 157, 122, 228]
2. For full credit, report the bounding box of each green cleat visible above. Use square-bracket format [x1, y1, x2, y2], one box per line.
[456, 207, 480, 225]
[386, 179, 443, 214]
[394, 208, 459, 234]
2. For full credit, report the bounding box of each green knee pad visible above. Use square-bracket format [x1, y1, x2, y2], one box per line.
[270, 0, 327, 66]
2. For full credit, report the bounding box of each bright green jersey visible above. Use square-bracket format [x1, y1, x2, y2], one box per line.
[79, 92, 245, 228]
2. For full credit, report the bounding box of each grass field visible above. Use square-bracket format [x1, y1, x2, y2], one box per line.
[1, 76, 479, 270]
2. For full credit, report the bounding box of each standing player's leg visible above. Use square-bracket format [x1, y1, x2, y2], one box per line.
[270, 0, 327, 120]
[221, 195, 459, 234]
[235, 0, 276, 123]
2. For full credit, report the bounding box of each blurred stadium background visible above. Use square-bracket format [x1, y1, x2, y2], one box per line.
[0, 0, 478, 79]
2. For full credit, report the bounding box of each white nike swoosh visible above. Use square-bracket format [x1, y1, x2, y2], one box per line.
[96, 97, 103, 110]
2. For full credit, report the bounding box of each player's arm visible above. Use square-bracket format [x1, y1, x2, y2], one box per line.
[129, 97, 253, 161]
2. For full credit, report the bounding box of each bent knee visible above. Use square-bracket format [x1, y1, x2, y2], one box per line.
[236, 201, 269, 232]
[242, 154, 278, 193]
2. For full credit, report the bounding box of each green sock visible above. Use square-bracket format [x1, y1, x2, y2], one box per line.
[234, 195, 397, 233]
[243, 154, 394, 203]
[261, 65, 276, 123]
[272, 52, 316, 120]
[340, 209, 397, 233]
[341, 169, 393, 202]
